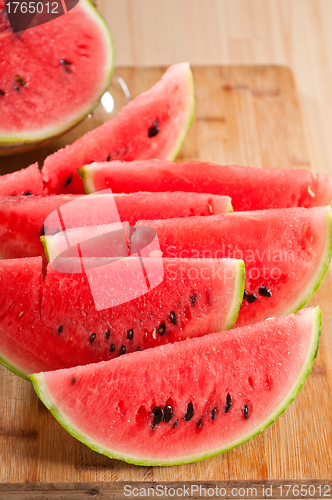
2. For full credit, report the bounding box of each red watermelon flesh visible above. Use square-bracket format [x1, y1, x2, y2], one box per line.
[42, 63, 195, 194]
[0, 0, 114, 153]
[80, 160, 332, 211]
[31, 307, 321, 466]
[0, 194, 78, 259]
[0, 256, 244, 379]
[0, 163, 44, 196]
[133, 207, 332, 326]
[0, 192, 232, 260]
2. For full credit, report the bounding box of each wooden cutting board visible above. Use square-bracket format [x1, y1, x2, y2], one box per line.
[0, 66, 331, 496]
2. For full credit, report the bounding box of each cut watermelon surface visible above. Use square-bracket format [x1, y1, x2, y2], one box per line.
[80, 160, 332, 210]
[42, 63, 195, 194]
[0, 0, 114, 154]
[31, 307, 321, 466]
[0, 257, 244, 379]
[0, 194, 77, 259]
[0, 163, 44, 195]
[0, 192, 232, 260]
[133, 207, 332, 326]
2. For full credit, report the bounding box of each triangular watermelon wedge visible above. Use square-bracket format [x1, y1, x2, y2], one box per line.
[0, 256, 244, 379]
[79, 160, 332, 211]
[31, 307, 321, 466]
[42, 63, 195, 194]
[133, 206, 332, 326]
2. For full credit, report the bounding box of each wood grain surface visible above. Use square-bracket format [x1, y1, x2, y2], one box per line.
[0, 66, 331, 492]
[99, 0, 332, 182]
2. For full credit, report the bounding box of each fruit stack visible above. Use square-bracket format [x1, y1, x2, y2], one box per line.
[0, 3, 331, 466]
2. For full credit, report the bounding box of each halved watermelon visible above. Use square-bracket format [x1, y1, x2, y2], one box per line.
[0, 192, 232, 260]
[0, 0, 114, 154]
[80, 160, 332, 211]
[0, 163, 44, 195]
[133, 207, 332, 326]
[31, 307, 321, 466]
[42, 63, 195, 194]
[0, 256, 244, 379]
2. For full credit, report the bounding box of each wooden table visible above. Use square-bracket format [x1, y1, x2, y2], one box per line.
[0, 66, 331, 497]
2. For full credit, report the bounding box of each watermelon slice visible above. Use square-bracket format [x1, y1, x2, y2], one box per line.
[0, 0, 114, 154]
[42, 63, 195, 194]
[31, 307, 321, 466]
[0, 163, 44, 195]
[132, 207, 332, 326]
[0, 256, 244, 379]
[0, 192, 232, 260]
[80, 160, 332, 211]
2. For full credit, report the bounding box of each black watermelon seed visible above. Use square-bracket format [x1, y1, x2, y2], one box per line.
[190, 293, 197, 306]
[105, 329, 111, 340]
[90, 333, 96, 343]
[57, 326, 63, 334]
[148, 118, 160, 138]
[15, 75, 26, 86]
[24, 191, 32, 196]
[120, 345, 126, 355]
[14, 86, 20, 92]
[152, 406, 164, 427]
[243, 290, 248, 300]
[225, 393, 232, 413]
[158, 323, 166, 336]
[173, 419, 179, 429]
[169, 311, 177, 325]
[243, 405, 249, 420]
[197, 418, 202, 428]
[184, 402, 194, 421]
[137, 346, 142, 351]
[64, 67, 72, 74]
[163, 405, 173, 423]
[71, 378, 76, 385]
[0, 90, 5, 96]
[60, 59, 72, 66]
[211, 407, 217, 421]
[107, 154, 111, 161]
[110, 344, 115, 353]
[245, 293, 257, 303]
[65, 174, 72, 187]
[127, 329, 134, 341]
[258, 286, 272, 297]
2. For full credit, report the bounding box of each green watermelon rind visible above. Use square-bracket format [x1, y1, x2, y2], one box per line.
[283, 207, 332, 316]
[78, 163, 101, 194]
[0, 351, 30, 381]
[167, 63, 195, 161]
[222, 259, 245, 330]
[30, 307, 321, 467]
[40, 236, 50, 262]
[0, 0, 115, 149]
